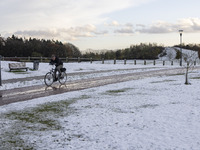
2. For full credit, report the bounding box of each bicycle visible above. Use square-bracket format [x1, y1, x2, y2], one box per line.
[44, 65, 67, 86]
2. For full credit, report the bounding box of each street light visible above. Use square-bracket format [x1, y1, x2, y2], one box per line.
[179, 30, 183, 66]
[0, 34, 5, 86]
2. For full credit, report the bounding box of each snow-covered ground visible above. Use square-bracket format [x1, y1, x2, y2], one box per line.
[1, 47, 199, 81]
[0, 60, 181, 90]
[0, 59, 187, 80]
[159, 47, 199, 62]
[0, 65, 200, 149]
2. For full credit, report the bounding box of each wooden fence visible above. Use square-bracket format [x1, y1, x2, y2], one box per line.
[1, 56, 199, 66]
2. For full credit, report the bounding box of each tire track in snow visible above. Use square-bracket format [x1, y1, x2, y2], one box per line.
[2, 67, 158, 84]
[0, 67, 190, 106]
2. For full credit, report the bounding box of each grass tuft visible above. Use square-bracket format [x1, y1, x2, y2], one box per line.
[166, 73, 185, 76]
[191, 77, 200, 79]
[136, 104, 159, 109]
[1, 95, 91, 149]
[106, 88, 132, 94]
[151, 80, 176, 84]
[8, 70, 29, 74]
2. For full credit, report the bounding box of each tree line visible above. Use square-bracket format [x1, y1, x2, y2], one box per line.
[1, 35, 199, 60]
[82, 43, 164, 60]
[0, 35, 81, 58]
[174, 43, 200, 58]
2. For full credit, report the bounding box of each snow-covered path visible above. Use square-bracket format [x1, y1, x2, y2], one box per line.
[1, 68, 200, 150]
[1, 60, 200, 150]
[0, 67, 187, 106]
[2, 67, 159, 84]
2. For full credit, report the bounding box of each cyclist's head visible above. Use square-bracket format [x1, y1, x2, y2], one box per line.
[51, 54, 56, 60]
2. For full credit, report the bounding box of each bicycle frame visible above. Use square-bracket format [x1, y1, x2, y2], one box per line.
[49, 65, 63, 80]
[49, 65, 56, 77]
[44, 65, 67, 86]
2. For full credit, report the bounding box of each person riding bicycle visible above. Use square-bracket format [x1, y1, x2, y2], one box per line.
[49, 54, 63, 81]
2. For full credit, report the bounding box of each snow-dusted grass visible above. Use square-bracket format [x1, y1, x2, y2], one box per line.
[0, 67, 161, 90]
[0, 60, 181, 90]
[160, 47, 199, 63]
[1, 60, 181, 81]
[1, 70, 200, 149]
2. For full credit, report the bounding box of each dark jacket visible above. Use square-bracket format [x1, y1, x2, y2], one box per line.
[50, 57, 63, 67]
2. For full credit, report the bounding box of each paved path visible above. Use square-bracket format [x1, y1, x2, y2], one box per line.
[0, 67, 188, 106]
[2, 67, 158, 84]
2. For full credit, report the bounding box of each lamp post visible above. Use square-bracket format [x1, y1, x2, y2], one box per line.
[179, 30, 183, 66]
[0, 34, 5, 86]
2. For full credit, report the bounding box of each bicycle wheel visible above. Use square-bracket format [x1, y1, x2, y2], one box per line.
[44, 72, 54, 86]
[59, 72, 67, 85]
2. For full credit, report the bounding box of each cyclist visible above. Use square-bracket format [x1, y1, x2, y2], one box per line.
[49, 54, 63, 81]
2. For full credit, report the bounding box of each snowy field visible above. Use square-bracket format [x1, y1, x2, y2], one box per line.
[0, 60, 181, 90]
[1, 47, 199, 81]
[0, 61, 200, 149]
[1, 60, 179, 80]
[159, 47, 199, 62]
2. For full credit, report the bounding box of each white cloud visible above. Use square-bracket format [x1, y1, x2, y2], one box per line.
[14, 24, 108, 41]
[0, 0, 155, 41]
[137, 18, 200, 34]
[14, 30, 60, 38]
[0, 0, 153, 29]
[107, 21, 134, 34]
[114, 24, 134, 34]
[136, 24, 146, 27]
[177, 18, 200, 32]
[106, 21, 120, 26]
[114, 28, 134, 34]
[125, 23, 134, 27]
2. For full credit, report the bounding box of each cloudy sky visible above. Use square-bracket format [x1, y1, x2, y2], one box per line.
[0, 0, 200, 50]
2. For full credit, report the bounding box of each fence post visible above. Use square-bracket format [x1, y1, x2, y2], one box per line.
[153, 60, 156, 65]
[90, 57, 92, 64]
[114, 58, 116, 64]
[134, 60, 136, 65]
[102, 58, 104, 64]
[124, 59, 126, 65]
[187, 61, 189, 66]
[40, 56, 42, 62]
[2, 56, 4, 61]
[28, 56, 30, 61]
[66, 57, 69, 63]
[163, 61, 165, 66]
[0, 55, 2, 86]
[194, 61, 196, 66]
[171, 61, 173, 66]
[144, 60, 146, 65]
[78, 57, 81, 63]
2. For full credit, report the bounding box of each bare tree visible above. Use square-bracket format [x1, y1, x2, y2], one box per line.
[168, 51, 174, 61]
[182, 51, 198, 85]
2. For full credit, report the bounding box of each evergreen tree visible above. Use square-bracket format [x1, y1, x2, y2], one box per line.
[0, 35, 81, 58]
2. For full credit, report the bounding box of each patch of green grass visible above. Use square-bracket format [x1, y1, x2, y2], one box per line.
[5, 95, 91, 131]
[151, 80, 176, 84]
[191, 77, 200, 79]
[29, 68, 37, 71]
[106, 88, 132, 94]
[136, 104, 159, 109]
[75, 68, 84, 71]
[0, 126, 35, 150]
[1, 95, 91, 149]
[5, 109, 62, 131]
[8, 70, 29, 74]
[11, 70, 27, 73]
[112, 108, 134, 114]
[166, 73, 185, 76]
[170, 102, 181, 105]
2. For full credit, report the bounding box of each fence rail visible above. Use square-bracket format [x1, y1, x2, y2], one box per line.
[2, 56, 96, 62]
[1, 56, 200, 66]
